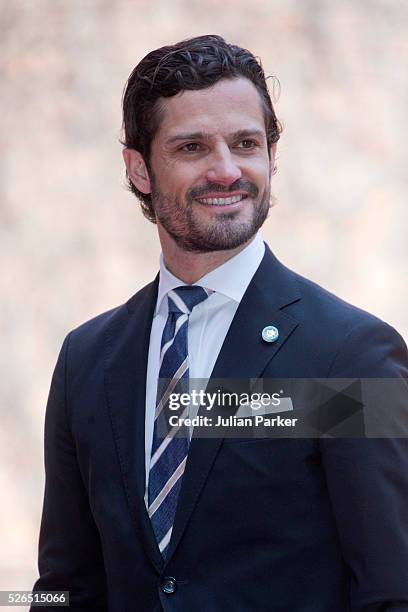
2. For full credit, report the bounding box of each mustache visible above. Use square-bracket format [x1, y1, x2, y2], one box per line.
[187, 179, 259, 201]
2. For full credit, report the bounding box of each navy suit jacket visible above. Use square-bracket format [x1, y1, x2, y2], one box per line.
[32, 246, 408, 611]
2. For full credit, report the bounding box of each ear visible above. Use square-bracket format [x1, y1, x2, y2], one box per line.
[122, 148, 151, 194]
[269, 143, 277, 176]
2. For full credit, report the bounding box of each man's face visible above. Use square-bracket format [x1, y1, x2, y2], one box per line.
[148, 77, 275, 252]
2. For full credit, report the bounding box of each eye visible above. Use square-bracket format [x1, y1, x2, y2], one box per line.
[180, 142, 202, 152]
[237, 139, 257, 149]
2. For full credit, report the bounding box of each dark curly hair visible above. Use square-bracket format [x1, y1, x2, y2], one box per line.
[122, 34, 281, 223]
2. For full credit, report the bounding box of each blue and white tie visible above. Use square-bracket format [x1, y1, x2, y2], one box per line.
[148, 285, 210, 557]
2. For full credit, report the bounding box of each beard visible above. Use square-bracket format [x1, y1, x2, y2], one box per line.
[150, 178, 272, 253]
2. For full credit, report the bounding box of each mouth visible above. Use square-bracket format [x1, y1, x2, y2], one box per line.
[194, 194, 248, 207]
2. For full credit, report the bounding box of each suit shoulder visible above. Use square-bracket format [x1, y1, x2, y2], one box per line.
[289, 266, 393, 331]
[69, 304, 123, 341]
[283, 266, 407, 375]
[65, 279, 157, 352]
[262, 249, 382, 331]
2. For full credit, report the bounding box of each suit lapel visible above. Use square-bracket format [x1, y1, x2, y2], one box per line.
[166, 246, 301, 561]
[104, 275, 164, 572]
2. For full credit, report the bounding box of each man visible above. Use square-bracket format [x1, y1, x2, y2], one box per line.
[32, 35, 408, 611]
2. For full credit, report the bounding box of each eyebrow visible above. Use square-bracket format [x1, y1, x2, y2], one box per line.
[164, 129, 266, 146]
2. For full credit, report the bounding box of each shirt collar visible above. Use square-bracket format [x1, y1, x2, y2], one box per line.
[155, 232, 265, 315]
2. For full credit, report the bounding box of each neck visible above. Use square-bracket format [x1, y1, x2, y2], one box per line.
[158, 227, 255, 284]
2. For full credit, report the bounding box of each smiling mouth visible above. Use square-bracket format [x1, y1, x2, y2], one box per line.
[195, 194, 248, 206]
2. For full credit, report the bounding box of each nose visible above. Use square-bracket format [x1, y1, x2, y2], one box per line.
[205, 145, 242, 186]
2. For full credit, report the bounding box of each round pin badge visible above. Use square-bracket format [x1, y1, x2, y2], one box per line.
[262, 325, 279, 343]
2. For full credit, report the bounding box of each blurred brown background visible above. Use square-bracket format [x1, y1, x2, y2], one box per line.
[1, 0, 407, 598]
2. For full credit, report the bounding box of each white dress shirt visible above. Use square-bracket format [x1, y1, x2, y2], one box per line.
[144, 233, 265, 498]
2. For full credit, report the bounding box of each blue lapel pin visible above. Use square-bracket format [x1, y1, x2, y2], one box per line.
[262, 325, 279, 343]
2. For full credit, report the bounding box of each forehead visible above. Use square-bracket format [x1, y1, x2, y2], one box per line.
[155, 77, 267, 139]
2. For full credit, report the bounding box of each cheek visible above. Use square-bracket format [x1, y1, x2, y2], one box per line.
[157, 158, 194, 187]
[243, 156, 271, 180]
[169, 166, 203, 196]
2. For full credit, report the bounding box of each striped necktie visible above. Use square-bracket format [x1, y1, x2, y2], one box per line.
[148, 285, 210, 557]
